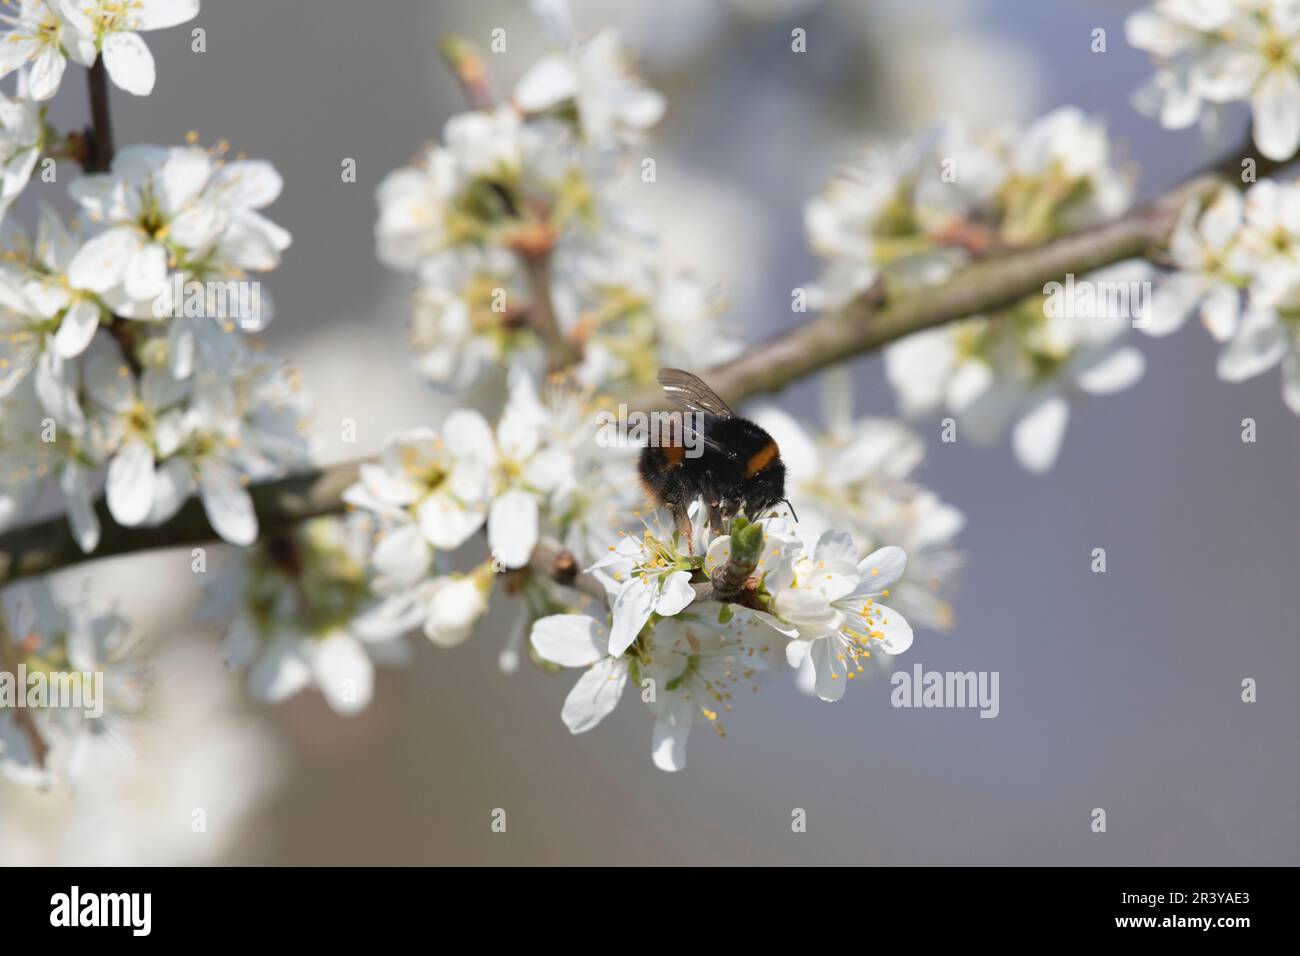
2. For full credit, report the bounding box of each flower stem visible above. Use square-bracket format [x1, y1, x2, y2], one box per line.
[85, 59, 115, 172]
[0, 620, 49, 769]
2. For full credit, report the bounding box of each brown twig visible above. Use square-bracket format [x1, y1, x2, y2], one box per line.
[0, 620, 50, 769]
[439, 36, 494, 112]
[522, 252, 583, 372]
[85, 59, 115, 173]
[0, 463, 359, 584]
[0, 139, 1276, 587]
[81, 58, 147, 376]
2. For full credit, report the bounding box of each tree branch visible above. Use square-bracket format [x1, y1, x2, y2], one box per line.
[0, 464, 358, 584]
[0, 145, 1271, 587]
[622, 171, 1230, 411]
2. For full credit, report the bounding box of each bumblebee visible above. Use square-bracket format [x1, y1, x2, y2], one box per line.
[637, 368, 795, 544]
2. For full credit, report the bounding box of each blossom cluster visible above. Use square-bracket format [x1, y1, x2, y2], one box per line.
[1127, 0, 1300, 160]
[374, 13, 741, 391]
[0, 3, 308, 554]
[1157, 180, 1300, 412]
[806, 107, 1149, 472]
[531, 511, 913, 770]
[0, 578, 145, 789]
[0, 0, 200, 100]
[0, 1, 316, 786]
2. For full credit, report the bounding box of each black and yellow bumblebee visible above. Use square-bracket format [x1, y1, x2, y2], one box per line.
[637, 368, 796, 543]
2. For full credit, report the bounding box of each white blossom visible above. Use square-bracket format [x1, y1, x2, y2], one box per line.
[0, 91, 43, 220]
[1148, 186, 1245, 339]
[0, 0, 95, 101]
[0, 579, 144, 790]
[0, 0, 200, 101]
[753, 532, 914, 703]
[201, 516, 409, 715]
[1128, 0, 1300, 161]
[67, 143, 289, 327]
[750, 404, 963, 632]
[1215, 268, 1300, 413]
[343, 419, 495, 590]
[640, 611, 767, 772]
[513, 19, 665, 149]
[586, 515, 704, 656]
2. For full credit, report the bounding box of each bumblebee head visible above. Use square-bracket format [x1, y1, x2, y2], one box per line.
[743, 459, 786, 520]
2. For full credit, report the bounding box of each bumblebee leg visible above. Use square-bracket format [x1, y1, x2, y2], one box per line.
[672, 502, 694, 554]
[708, 500, 724, 536]
[721, 499, 739, 525]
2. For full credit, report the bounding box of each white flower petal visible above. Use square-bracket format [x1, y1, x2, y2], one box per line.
[561, 656, 628, 734]
[650, 698, 694, 771]
[52, 299, 101, 358]
[814, 529, 859, 567]
[145, 457, 194, 524]
[871, 602, 914, 655]
[488, 489, 538, 569]
[608, 576, 656, 656]
[67, 227, 140, 293]
[1146, 273, 1205, 336]
[133, 0, 201, 30]
[530, 614, 608, 667]
[371, 523, 432, 591]
[1253, 68, 1300, 161]
[811, 637, 848, 702]
[60, 462, 100, 553]
[513, 54, 579, 112]
[1200, 283, 1240, 341]
[106, 438, 157, 526]
[423, 576, 486, 647]
[1217, 310, 1288, 381]
[774, 588, 839, 634]
[248, 640, 312, 703]
[311, 633, 374, 715]
[1011, 394, 1070, 474]
[1074, 346, 1146, 395]
[198, 456, 257, 546]
[416, 492, 485, 550]
[653, 570, 695, 618]
[784, 636, 814, 668]
[856, 545, 907, 592]
[34, 350, 83, 431]
[123, 241, 169, 301]
[102, 31, 157, 96]
[27, 44, 67, 101]
[1283, 352, 1300, 416]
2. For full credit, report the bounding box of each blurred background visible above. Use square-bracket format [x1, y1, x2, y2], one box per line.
[2, 0, 1298, 865]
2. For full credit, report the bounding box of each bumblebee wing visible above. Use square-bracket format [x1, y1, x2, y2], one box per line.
[658, 368, 735, 418]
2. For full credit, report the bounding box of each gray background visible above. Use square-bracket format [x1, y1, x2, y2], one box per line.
[8, 0, 1298, 864]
